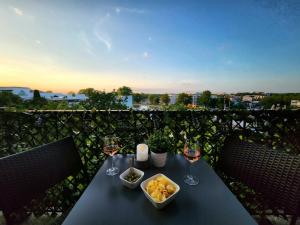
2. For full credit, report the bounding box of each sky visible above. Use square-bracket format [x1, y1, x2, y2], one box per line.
[0, 0, 300, 93]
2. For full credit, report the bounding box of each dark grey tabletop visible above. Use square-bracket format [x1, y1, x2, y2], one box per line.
[62, 154, 257, 225]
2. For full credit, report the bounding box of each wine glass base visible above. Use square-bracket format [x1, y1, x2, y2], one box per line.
[184, 174, 199, 185]
[106, 167, 119, 176]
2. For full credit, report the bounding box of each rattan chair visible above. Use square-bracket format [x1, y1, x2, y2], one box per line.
[0, 136, 83, 225]
[219, 136, 300, 225]
[287, 129, 300, 153]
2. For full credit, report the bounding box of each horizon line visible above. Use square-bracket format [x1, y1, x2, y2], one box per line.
[1, 86, 299, 95]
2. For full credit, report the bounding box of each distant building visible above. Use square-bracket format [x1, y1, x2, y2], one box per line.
[0, 87, 33, 100]
[242, 95, 254, 102]
[242, 95, 265, 102]
[0, 87, 87, 103]
[254, 95, 265, 100]
[230, 96, 241, 103]
[120, 96, 133, 108]
[192, 92, 201, 106]
[40, 92, 88, 102]
[291, 100, 300, 108]
[40, 92, 66, 101]
[65, 94, 88, 102]
[169, 94, 177, 105]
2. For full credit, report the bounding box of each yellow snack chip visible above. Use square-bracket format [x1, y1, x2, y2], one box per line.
[145, 175, 177, 202]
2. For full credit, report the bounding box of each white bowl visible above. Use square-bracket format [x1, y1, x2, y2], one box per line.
[119, 167, 144, 189]
[140, 173, 180, 209]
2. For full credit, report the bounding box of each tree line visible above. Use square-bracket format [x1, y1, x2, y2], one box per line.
[1, 86, 300, 111]
[0, 86, 134, 111]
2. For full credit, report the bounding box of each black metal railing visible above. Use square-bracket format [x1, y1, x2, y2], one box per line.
[0, 110, 300, 217]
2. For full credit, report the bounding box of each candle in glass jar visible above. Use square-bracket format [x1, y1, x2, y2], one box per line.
[136, 144, 149, 161]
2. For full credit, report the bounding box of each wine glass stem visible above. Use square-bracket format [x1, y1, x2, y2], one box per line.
[111, 155, 115, 168]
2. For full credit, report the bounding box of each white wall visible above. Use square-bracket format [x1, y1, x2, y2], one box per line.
[121, 95, 133, 108]
[169, 94, 177, 104]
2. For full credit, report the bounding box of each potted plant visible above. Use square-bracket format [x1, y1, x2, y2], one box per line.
[148, 131, 171, 167]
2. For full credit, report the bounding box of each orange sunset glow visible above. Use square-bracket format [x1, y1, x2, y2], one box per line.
[0, 57, 165, 93]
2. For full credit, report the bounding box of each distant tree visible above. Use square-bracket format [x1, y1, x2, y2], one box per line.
[78, 88, 96, 97]
[33, 90, 41, 99]
[68, 91, 76, 96]
[0, 92, 23, 107]
[81, 91, 127, 110]
[117, 86, 133, 96]
[199, 90, 211, 107]
[166, 103, 187, 111]
[28, 90, 47, 109]
[78, 88, 127, 109]
[214, 96, 230, 109]
[41, 100, 70, 110]
[224, 96, 231, 109]
[149, 94, 160, 105]
[176, 93, 191, 105]
[209, 98, 218, 109]
[236, 92, 265, 96]
[160, 94, 170, 105]
[214, 97, 222, 109]
[231, 102, 246, 110]
[133, 93, 148, 104]
[261, 94, 296, 109]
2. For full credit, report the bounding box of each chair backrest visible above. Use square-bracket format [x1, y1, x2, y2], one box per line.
[287, 129, 300, 153]
[220, 136, 300, 216]
[0, 136, 82, 216]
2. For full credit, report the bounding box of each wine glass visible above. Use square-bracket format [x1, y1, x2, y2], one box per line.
[183, 140, 201, 185]
[103, 135, 120, 176]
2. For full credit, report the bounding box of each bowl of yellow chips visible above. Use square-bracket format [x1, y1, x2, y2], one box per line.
[140, 173, 180, 209]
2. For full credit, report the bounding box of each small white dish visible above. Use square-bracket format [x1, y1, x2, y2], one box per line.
[140, 173, 180, 209]
[119, 167, 144, 189]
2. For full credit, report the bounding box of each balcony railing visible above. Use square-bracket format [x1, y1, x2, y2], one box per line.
[0, 110, 299, 217]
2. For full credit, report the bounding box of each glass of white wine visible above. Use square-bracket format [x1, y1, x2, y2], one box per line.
[103, 135, 120, 176]
[183, 140, 201, 185]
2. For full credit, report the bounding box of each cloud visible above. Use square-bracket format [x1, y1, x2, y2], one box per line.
[115, 7, 121, 14]
[93, 13, 112, 52]
[79, 31, 96, 56]
[94, 30, 111, 51]
[95, 13, 110, 26]
[143, 51, 150, 59]
[114, 7, 146, 14]
[35, 40, 41, 45]
[10, 6, 35, 21]
[11, 7, 23, 16]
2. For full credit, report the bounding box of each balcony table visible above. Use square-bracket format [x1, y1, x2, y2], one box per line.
[62, 154, 257, 225]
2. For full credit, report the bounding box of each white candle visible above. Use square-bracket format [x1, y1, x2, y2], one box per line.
[136, 144, 149, 161]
